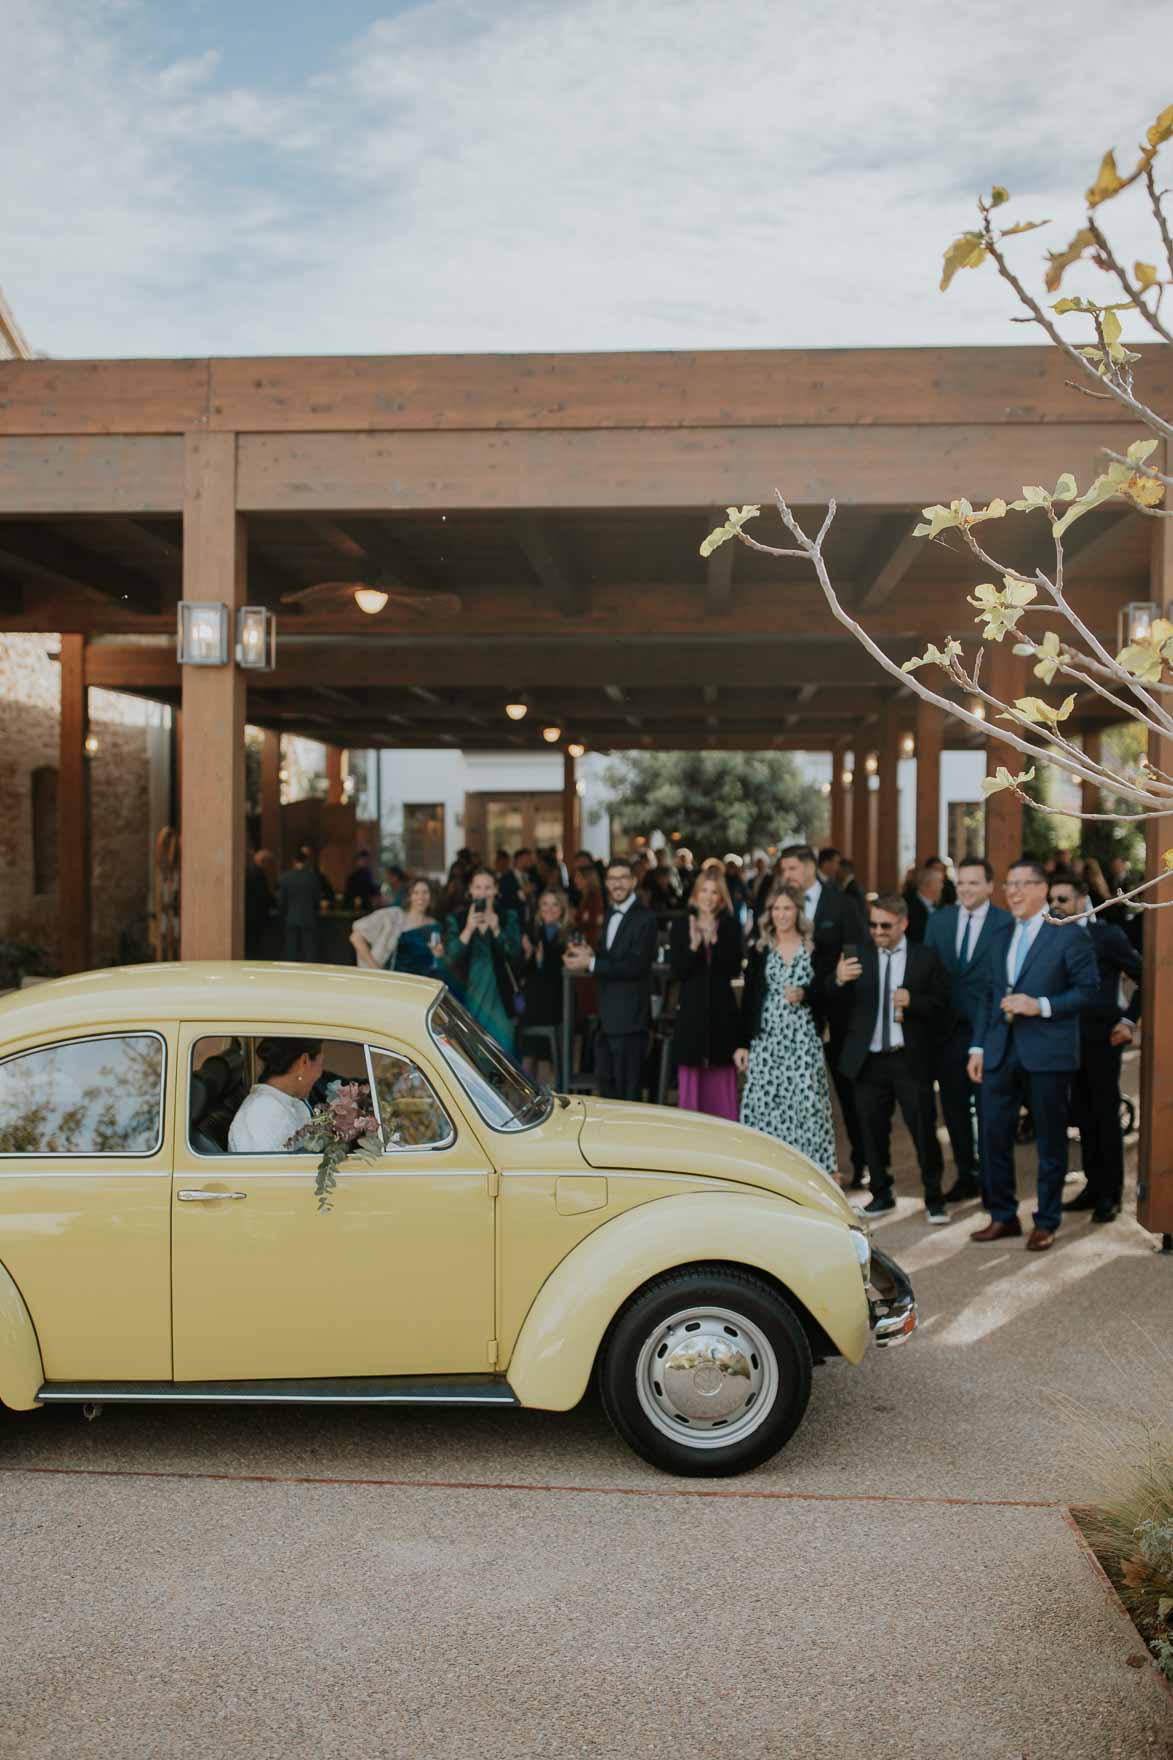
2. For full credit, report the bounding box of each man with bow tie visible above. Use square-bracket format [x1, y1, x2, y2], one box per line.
[564, 856, 658, 1101]
[967, 858, 1099, 1251]
[925, 857, 1011, 1204]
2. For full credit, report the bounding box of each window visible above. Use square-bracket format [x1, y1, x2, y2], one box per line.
[0, 1034, 165, 1157]
[369, 1048, 452, 1148]
[31, 765, 58, 896]
[403, 803, 445, 874]
[429, 995, 549, 1132]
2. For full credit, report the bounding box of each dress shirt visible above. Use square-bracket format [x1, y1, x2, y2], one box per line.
[804, 881, 822, 925]
[589, 892, 637, 970]
[917, 892, 938, 918]
[955, 899, 990, 957]
[868, 939, 907, 1053]
[970, 909, 1053, 1055]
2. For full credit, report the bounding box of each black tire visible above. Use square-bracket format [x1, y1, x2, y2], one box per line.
[598, 1265, 812, 1478]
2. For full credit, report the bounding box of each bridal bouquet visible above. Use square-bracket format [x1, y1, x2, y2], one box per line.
[288, 1081, 381, 1212]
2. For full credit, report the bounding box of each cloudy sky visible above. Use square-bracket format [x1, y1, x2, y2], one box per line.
[3, 0, 1172, 358]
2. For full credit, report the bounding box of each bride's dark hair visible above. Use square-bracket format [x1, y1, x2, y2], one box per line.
[256, 1037, 322, 1078]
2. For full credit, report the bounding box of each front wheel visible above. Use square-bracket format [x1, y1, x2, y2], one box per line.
[599, 1266, 812, 1477]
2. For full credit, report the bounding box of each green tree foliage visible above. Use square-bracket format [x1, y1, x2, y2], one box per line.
[598, 750, 827, 858]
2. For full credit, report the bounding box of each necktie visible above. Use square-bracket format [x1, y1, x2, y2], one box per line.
[1011, 923, 1031, 985]
[960, 912, 975, 967]
[880, 952, 891, 1051]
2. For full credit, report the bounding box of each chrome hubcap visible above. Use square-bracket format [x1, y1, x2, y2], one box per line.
[634, 1304, 779, 1449]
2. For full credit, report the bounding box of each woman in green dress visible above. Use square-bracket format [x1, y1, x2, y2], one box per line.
[441, 867, 524, 1054]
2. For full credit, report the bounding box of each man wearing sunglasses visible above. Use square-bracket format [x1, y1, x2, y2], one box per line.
[967, 859, 1099, 1251]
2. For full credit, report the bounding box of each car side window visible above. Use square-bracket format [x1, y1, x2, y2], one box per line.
[0, 1034, 165, 1156]
[368, 1048, 453, 1150]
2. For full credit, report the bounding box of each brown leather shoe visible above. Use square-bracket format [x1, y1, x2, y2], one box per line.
[1026, 1227, 1055, 1251]
[970, 1218, 1023, 1242]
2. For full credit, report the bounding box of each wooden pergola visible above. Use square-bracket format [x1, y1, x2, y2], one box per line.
[0, 345, 1170, 1232]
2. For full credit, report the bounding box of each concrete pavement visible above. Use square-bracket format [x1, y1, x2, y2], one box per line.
[2, 1065, 1172, 1757]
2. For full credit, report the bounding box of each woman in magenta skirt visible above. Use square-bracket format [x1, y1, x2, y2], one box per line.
[669, 869, 743, 1120]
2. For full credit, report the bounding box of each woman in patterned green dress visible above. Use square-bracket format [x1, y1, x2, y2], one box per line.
[440, 867, 524, 1055]
[735, 883, 837, 1176]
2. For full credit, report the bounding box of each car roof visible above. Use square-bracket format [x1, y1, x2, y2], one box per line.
[0, 962, 445, 1046]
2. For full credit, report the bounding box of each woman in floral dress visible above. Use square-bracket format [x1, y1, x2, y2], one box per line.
[735, 882, 837, 1176]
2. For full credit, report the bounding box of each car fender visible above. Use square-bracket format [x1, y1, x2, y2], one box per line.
[0, 1259, 44, 1411]
[506, 1190, 869, 1411]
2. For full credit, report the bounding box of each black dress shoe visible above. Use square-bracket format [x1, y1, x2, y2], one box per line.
[942, 1179, 981, 1204]
[1063, 1186, 1097, 1213]
[1091, 1205, 1121, 1224]
[861, 1195, 896, 1216]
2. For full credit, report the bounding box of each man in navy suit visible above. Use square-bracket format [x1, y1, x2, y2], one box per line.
[968, 858, 1099, 1250]
[1049, 871, 1142, 1224]
[925, 857, 1012, 1203]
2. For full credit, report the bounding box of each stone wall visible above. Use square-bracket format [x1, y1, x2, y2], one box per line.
[0, 635, 160, 970]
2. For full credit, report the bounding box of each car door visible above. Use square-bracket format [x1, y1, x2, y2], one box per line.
[170, 1023, 496, 1382]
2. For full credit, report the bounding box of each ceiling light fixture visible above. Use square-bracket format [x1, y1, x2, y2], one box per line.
[505, 703, 528, 721]
[901, 732, 915, 756]
[567, 742, 586, 759]
[864, 753, 878, 775]
[542, 725, 562, 743]
[354, 587, 389, 616]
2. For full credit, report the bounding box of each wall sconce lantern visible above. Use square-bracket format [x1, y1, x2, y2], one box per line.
[841, 767, 853, 788]
[176, 601, 229, 666]
[864, 752, 878, 775]
[236, 605, 277, 671]
[901, 732, 916, 757]
[83, 733, 100, 758]
[567, 742, 587, 759]
[1118, 600, 1159, 651]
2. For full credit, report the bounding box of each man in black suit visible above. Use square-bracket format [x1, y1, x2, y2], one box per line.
[1050, 872, 1142, 1224]
[925, 857, 1012, 1203]
[779, 842, 870, 1186]
[563, 856, 657, 1101]
[903, 861, 946, 944]
[278, 847, 323, 962]
[832, 893, 949, 1222]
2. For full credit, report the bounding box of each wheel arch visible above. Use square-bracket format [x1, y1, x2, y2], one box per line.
[505, 1191, 869, 1412]
[0, 1257, 45, 1411]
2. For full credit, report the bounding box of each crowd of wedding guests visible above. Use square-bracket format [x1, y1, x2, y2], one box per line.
[261, 833, 1144, 1250]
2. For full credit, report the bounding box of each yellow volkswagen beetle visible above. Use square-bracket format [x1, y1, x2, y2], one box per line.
[0, 964, 915, 1477]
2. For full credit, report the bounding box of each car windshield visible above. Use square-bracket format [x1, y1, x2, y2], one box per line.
[428, 994, 551, 1132]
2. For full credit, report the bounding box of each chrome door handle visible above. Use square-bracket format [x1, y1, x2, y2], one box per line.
[176, 1189, 248, 1202]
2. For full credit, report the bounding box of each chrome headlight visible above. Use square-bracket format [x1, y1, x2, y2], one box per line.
[849, 1226, 871, 1283]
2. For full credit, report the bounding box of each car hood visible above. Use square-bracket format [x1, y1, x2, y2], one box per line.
[576, 1098, 856, 1225]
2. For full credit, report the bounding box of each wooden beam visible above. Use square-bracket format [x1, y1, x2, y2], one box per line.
[829, 749, 848, 851]
[1080, 729, 1102, 819]
[562, 749, 577, 863]
[0, 569, 22, 615]
[179, 432, 246, 960]
[983, 644, 1029, 901]
[325, 745, 344, 806]
[0, 359, 209, 434]
[1138, 504, 1173, 1236]
[856, 515, 921, 610]
[850, 756, 872, 895]
[705, 509, 735, 612]
[0, 436, 184, 514]
[914, 694, 943, 862]
[57, 634, 92, 973]
[513, 517, 580, 614]
[875, 703, 901, 892]
[234, 424, 1145, 517]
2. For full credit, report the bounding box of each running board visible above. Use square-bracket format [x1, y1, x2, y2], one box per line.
[37, 1375, 518, 1408]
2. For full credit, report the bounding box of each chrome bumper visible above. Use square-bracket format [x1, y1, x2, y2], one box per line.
[867, 1247, 918, 1347]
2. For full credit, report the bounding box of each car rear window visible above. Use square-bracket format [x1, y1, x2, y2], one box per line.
[0, 1034, 165, 1157]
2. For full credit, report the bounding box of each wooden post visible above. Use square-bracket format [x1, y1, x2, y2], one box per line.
[325, 745, 345, 806]
[1081, 728, 1102, 820]
[830, 748, 848, 851]
[58, 633, 92, 974]
[850, 755, 872, 894]
[260, 729, 283, 865]
[915, 694, 942, 863]
[180, 432, 246, 961]
[562, 749, 578, 864]
[983, 643, 1028, 904]
[876, 704, 901, 893]
[1138, 512, 1173, 1237]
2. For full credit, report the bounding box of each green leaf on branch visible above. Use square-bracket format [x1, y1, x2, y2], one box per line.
[1128, 437, 1160, 464]
[699, 505, 760, 557]
[1053, 473, 1078, 501]
[982, 765, 1035, 798]
[989, 185, 1011, 208]
[1135, 262, 1160, 290]
[969, 577, 1037, 641]
[1087, 149, 1129, 207]
[1147, 103, 1173, 149]
[1000, 220, 1049, 236]
[940, 232, 987, 292]
[901, 638, 963, 674]
[1014, 629, 1063, 683]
